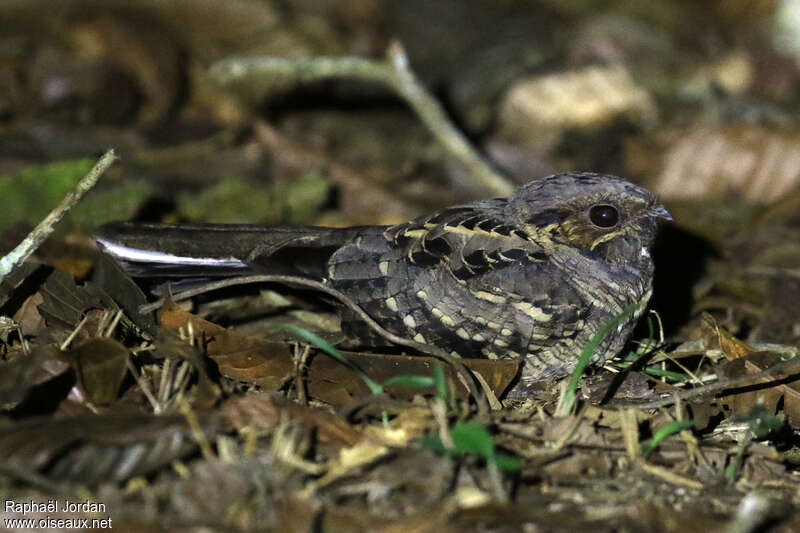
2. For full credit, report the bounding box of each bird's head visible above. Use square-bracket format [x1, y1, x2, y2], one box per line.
[509, 173, 672, 266]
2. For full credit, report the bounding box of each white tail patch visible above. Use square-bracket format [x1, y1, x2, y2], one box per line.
[97, 238, 247, 268]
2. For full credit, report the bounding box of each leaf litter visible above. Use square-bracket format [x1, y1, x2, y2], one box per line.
[2, 2, 800, 530]
[0, 257, 797, 531]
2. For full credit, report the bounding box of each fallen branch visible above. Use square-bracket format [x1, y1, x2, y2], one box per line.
[210, 41, 513, 197]
[617, 354, 800, 409]
[0, 149, 118, 282]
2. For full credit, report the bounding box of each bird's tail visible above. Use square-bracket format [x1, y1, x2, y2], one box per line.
[93, 221, 367, 279]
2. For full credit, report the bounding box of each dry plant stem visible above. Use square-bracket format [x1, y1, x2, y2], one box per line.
[210, 42, 513, 197]
[432, 400, 455, 449]
[677, 398, 708, 468]
[622, 354, 800, 409]
[471, 369, 502, 410]
[140, 274, 490, 417]
[94, 309, 111, 336]
[551, 408, 586, 451]
[635, 459, 704, 489]
[159, 358, 173, 406]
[486, 461, 508, 503]
[179, 400, 215, 461]
[171, 361, 192, 406]
[127, 358, 161, 413]
[103, 309, 124, 337]
[294, 344, 311, 406]
[619, 408, 640, 460]
[0, 149, 117, 281]
[60, 314, 90, 351]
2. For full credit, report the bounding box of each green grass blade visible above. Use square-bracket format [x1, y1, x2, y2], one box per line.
[382, 375, 437, 388]
[421, 421, 522, 473]
[556, 303, 639, 416]
[277, 324, 383, 395]
[642, 419, 694, 456]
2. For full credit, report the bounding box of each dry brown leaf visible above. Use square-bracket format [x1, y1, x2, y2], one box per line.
[306, 350, 519, 407]
[162, 302, 517, 405]
[63, 337, 129, 405]
[12, 292, 45, 338]
[217, 393, 282, 432]
[219, 394, 362, 447]
[718, 351, 800, 427]
[285, 404, 363, 447]
[701, 312, 757, 360]
[160, 303, 294, 390]
[0, 344, 68, 409]
[38, 269, 111, 332]
[633, 125, 800, 203]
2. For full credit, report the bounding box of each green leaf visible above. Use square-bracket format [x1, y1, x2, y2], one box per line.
[420, 434, 447, 455]
[382, 375, 437, 388]
[421, 422, 523, 473]
[642, 366, 689, 381]
[494, 452, 523, 472]
[422, 426, 490, 459]
[642, 419, 694, 456]
[449, 421, 496, 459]
[614, 361, 690, 382]
[557, 303, 639, 415]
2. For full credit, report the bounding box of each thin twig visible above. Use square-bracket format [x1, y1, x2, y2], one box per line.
[159, 358, 174, 406]
[127, 358, 160, 413]
[139, 274, 490, 417]
[59, 314, 90, 351]
[103, 309, 124, 338]
[210, 42, 513, 197]
[0, 149, 117, 281]
[171, 361, 193, 408]
[471, 369, 502, 410]
[617, 354, 800, 409]
[179, 400, 215, 461]
[294, 343, 311, 406]
[635, 459, 704, 489]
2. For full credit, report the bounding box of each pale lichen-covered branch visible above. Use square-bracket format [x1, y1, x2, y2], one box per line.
[210, 42, 514, 197]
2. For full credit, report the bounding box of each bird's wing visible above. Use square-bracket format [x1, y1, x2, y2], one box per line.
[379, 198, 546, 280]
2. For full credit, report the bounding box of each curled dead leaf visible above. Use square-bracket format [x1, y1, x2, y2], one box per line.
[160, 302, 294, 390]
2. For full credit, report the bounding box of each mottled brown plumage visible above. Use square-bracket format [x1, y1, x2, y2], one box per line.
[95, 172, 671, 385]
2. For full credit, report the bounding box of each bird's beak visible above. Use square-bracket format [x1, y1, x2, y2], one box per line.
[649, 204, 673, 223]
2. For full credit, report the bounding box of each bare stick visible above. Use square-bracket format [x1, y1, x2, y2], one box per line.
[139, 274, 490, 416]
[210, 42, 513, 197]
[0, 149, 118, 281]
[617, 354, 800, 409]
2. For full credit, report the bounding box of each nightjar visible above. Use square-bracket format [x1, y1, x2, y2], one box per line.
[95, 172, 671, 385]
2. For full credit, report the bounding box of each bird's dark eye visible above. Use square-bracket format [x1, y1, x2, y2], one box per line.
[588, 204, 619, 228]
